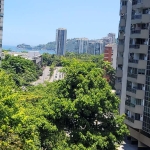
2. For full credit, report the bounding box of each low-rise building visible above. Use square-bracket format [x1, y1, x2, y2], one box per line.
[104, 43, 117, 69]
[7, 51, 42, 67]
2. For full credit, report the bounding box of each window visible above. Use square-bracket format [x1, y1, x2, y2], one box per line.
[121, 1, 127, 6]
[135, 113, 140, 120]
[136, 99, 142, 105]
[138, 69, 145, 75]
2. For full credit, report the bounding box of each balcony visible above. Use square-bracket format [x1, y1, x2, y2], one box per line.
[128, 59, 147, 69]
[118, 44, 124, 52]
[126, 87, 145, 99]
[127, 87, 136, 94]
[117, 57, 123, 64]
[0, 13, 3, 17]
[128, 59, 138, 64]
[119, 18, 126, 26]
[125, 116, 142, 129]
[130, 29, 149, 39]
[120, 6, 127, 14]
[125, 100, 135, 107]
[129, 44, 148, 54]
[131, 14, 150, 24]
[132, 0, 150, 9]
[125, 102, 144, 114]
[127, 73, 146, 84]
[115, 81, 122, 89]
[116, 69, 123, 77]
[118, 33, 124, 40]
[127, 73, 137, 79]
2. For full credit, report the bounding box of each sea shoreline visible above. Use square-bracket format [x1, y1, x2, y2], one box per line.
[2, 45, 56, 54]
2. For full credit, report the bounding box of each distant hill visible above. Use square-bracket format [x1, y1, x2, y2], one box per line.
[33, 42, 56, 50]
[17, 39, 78, 52]
[17, 44, 32, 49]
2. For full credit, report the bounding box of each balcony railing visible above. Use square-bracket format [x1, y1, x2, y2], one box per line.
[131, 15, 142, 20]
[128, 59, 138, 64]
[132, 0, 142, 5]
[125, 116, 135, 123]
[128, 73, 137, 78]
[129, 44, 140, 49]
[116, 93, 121, 96]
[127, 87, 136, 94]
[131, 30, 141, 34]
[119, 29, 125, 33]
[0, 13, 3, 17]
[125, 100, 135, 107]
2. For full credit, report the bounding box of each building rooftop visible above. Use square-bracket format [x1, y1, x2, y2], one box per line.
[57, 28, 67, 30]
[105, 43, 117, 47]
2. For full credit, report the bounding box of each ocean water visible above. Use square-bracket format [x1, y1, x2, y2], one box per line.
[2, 45, 56, 54]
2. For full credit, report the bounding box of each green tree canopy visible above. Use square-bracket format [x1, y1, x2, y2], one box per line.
[2, 55, 42, 86]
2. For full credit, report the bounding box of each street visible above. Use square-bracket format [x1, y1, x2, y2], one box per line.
[118, 140, 137, 150]
[31, 66, 50, 86]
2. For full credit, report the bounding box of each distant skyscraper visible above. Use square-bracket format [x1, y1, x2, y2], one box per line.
[95, 40, 104, 55]
[108, 33, 116, 43]
[88, 40, 104, 55]
[0, 0, 4, 66]
[74, 38, 88, 54]
[56, 28, 67, 55]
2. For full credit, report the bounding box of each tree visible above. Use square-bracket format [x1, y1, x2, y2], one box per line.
[49, 60, 128, 150]
[2, 55, 42, 86]
[0, 70, 58, 149]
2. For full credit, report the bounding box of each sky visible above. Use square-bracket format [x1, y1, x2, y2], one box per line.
[3, 0, 120, 46]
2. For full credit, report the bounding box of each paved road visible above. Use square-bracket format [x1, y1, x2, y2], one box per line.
[118, 140, 137, 150]
[50, 67, 64, 82]
[32, 66, 50, 86]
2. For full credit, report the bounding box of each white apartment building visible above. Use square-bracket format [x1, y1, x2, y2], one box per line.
[116, 0, 150, 149]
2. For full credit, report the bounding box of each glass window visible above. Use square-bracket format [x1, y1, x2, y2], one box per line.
[136, 99, 142, 105]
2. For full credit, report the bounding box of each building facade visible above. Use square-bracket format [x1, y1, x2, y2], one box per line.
[87, 40, 104, 55]
[104, 43, 117, 69]
[0, 0, 4, 66]
[116, 0, 150, 149]
[108, 33, 116, 44]
[104, 45, 112, 63]
[56, 28, 67, 55]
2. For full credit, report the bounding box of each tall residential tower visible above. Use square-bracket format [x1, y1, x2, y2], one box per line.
[0, 0, 4, 66]
[116, 0, 150, 148]
[56, 28, 67, 55]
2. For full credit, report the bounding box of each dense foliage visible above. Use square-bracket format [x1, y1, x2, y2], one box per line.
[2, 55, 42, 86]
[43, 53, 115, 89]
[0, 55, 128, 150]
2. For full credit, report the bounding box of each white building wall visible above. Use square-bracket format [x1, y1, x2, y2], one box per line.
[112, 43, 117, 69]
[120, 0, 132, 115]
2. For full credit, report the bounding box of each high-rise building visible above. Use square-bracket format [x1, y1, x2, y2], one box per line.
[74, 38, 88, 54]
[80, 38, 89, 54]
[108, 33, 116, 44]
[116, 0, 150, 148]
[56, 28, 67, 55]
[0, 0, 4, 66]
[87, 40, 104, 55]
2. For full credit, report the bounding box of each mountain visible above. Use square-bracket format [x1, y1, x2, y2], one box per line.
[17, 39, 78, 51]
[17, 44, 32, 49]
